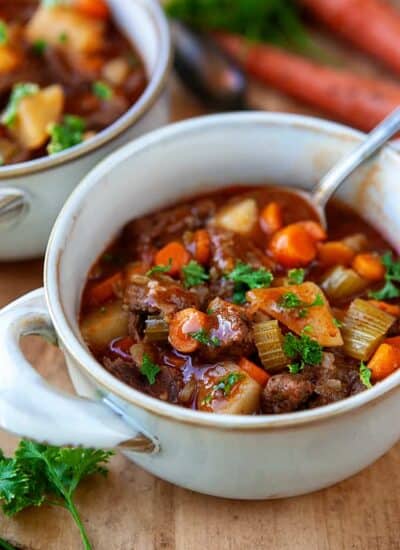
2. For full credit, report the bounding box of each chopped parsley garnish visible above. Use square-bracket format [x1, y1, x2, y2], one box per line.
[227, 261, 273, 304]
[182, 260, 209, 288]
[0, 20, 8, 46]
[0, 440, 113, 550]
[288, 268, 305, 285]
[359, 361, 372, 389]
[92, 81, 113, 101]
[47, 115, 86, 154]
[32, 39, 47, 55]
[190, 329, 220, 347]
[1, 83, 39, 127]
[279, 291, 324, 318]
[283, 332, 323, 373]
[58, 32, 68, 44]
[369, 251, 400, 300]
[146, 259, 172, 276]
[333, 318, 343, 328]
[202, 372, 244, 405]
[140, 354, 161, 385]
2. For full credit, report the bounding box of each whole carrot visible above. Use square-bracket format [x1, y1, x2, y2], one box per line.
[302, 0, 400, 75]
[216, 33, 400, 131]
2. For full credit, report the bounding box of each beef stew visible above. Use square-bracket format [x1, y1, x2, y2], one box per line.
[80, 186, 400, 415]
[0, 0, 147, 165]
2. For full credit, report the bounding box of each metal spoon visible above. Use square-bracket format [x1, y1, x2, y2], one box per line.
[291, 107, 400, 228]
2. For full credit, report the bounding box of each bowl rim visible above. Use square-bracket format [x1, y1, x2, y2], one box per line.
[0, 0, 172, 180]
[45, 111, 400, 431]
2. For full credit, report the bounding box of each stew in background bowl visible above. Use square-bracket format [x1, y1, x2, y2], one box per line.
[0, 0, 147, 165]
[80, 185, 400, 415]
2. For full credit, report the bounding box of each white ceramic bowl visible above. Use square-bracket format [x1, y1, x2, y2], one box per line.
[0, 0, 171, 261]
[0, 113, 399, 499]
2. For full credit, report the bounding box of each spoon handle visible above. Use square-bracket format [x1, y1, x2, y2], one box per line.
[312, 107, 400, 209]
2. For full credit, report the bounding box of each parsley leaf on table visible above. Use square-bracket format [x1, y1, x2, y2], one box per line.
[182, 260, 209, 288]
[140, 354, 161, 385]
[227, 261, 273, 304]
[369, 252, 400, 300]
[0, 441, 113, 550]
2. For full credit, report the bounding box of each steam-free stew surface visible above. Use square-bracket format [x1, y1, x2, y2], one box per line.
[0, 0, 147, 165]
[80, 186, 400, 415]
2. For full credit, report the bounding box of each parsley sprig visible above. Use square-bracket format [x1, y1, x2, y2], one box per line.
[288, 268, 305, 285]
[92, 81, 113, 101]
[146, 259, 172, 276]
[47, 115, 86, 154]
[2, 83, 39, 127]
[0, 440, 113, 550]
[0, 20, 8, 46]
[182, 260, 209, 287]
[140, 354, 161, 384]
[283, 332, 323, 373]
[279, 291, 324, 318]
[369, 252, 400, 300]
[227, 261, 273, 304]
[202, 372, 244, 405]
[359, 361, 372, 389]
[190, 329, 220, 347]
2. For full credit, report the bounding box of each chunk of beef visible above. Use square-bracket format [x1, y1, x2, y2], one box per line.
[125, 275, 199, 319]
[208, 226, 273, 274]
[123, 199, 216, 254]
[199, 297, 254, 361]
[261, 374, 313, 414]
[103, 356, 183, 403]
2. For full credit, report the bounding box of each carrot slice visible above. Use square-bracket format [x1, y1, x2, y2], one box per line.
[169, 308, 210, 353]
[86, 272, 123, 306]
[318, 241, 355, 268]
[368, 342, 400, 382]
[352, 253, 385, 282]
[268, 223, 317, 268]
[238, 357, 270, 387]
[155, 241, 190, 276]
[297, 221, 327, 242]
[260, 202, 283, 234]
[193, 229, 211, 265]
[369, 301, 400, 318]
[385, 336, 400, 348]
[73, 0, 110, 19]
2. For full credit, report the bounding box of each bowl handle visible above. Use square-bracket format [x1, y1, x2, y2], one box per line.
[0, 289, 158, 453]
[0, 187, 30, 225]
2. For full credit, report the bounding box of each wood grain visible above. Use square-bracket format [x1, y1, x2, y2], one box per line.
[0, 72, 400, 550]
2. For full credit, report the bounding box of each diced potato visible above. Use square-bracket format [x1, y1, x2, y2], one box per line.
[26, 6, 105, 55]
[102, 57, 130, 86]
[342, 233, 368, 254]
[12, 85, 64, 150]
[215, 198, 258, 235]
[197, 362, 262, 415]
[247, 282, 343, 347]
[80, 300, 129, 350]
[0, 45, 21, 74]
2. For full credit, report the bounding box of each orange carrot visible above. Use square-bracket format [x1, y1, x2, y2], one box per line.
[73, 0, 110, 19]
[318, 241, 355, 268]
[268, 223, 317, 268]
[385, 336, 400, 348]
[193, 229, 211, 265]
[369, 301, 400, 318]
[86, 272, 123, 306]
[368, 342, 400, 382]
[302, 0, 400, 75]
[169, 308, 210, 353]
[297, 221, 327, 242]
[238, 357, 270, 387]
[215, 33, 400, 132]
[260, 202, 283, 234]
[155, 241, 190, 276]
[352, 253, 385, 282]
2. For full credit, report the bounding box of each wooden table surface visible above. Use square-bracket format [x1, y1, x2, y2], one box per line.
[1, 72, 400, 549]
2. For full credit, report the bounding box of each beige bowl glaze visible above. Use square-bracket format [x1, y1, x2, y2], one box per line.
[0, 113, 399, 499]
[0, 0, 171, 260]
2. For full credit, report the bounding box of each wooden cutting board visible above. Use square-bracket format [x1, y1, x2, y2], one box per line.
[1, 35, 400, 550]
